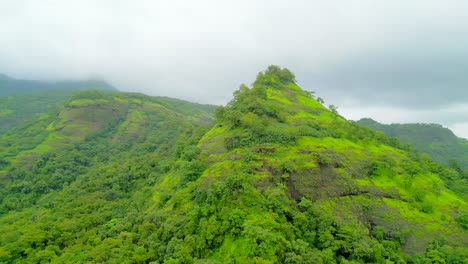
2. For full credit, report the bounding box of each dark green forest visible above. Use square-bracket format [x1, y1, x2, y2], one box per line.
[0, 67, 466, 263]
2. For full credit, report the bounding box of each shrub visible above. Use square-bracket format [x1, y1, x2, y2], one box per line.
[456, 211, 468, 229]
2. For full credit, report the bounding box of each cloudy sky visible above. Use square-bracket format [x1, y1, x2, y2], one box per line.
[1, 0, 467, 139]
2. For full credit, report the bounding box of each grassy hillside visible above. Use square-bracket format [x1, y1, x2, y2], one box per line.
[358, 118, 468, 170]
[0, 73, 116, 96]
[0, 67, 466, 263]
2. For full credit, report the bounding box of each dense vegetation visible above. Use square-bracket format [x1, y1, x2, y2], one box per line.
[0, 66, 466, 263]
[358, 118, 468, 170]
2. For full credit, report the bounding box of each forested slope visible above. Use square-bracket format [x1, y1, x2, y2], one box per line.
[0, 68, 466, 263]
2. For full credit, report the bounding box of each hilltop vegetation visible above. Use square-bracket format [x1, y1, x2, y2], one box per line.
[0, 67, 466, 263]
[358, 118, 468, 170]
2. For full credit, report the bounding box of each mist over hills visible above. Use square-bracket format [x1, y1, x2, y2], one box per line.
[0, 73, 116, 96]
[0, 67, 466, 263]
[358, 118, 468, 170]
[0, 74, 118, 133]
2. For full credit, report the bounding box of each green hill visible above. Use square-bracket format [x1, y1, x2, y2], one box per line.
[0, 67, 466, 263]
[358, 118, 468, 170]
[0, 90, 215, 172]
[0, 74, 118, 133]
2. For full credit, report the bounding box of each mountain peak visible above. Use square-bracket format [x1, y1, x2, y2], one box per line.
[357, 117, 380, 125]
[208, 66, 345, 153]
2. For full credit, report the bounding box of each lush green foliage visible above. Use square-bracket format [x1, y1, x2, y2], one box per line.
[0, 68, 466, 263]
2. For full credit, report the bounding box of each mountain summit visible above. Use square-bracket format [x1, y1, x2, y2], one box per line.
[0, 66, 466, 263]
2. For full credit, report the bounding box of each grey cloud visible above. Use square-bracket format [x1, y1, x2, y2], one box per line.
[302, 39, 468, 109]
[0, 0, 467, 137]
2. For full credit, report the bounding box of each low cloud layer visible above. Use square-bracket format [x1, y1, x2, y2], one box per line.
[1, 0, 467, 138]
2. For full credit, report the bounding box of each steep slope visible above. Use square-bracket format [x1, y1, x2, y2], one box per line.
[0, 73, 116, 96]
[149, 66, 467, 263]
[0, 67, 466, 263]
[358, 118, 468, 170]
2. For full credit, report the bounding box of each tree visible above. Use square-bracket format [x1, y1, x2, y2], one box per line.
[278, 68, 296, 83]
[448, 159, 463, 176]
[317, 97, 324, 104]
[328, 105, 338, 115]
[0, 158, 9, 169]
[215, 106, 226, 121]
[264, 65, 296, 84]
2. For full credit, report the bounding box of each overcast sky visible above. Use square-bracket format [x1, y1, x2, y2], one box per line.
[1, 0, 467, 139]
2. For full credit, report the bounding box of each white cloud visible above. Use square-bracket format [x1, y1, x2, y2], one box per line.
[451, 123, 468, 140]
[0, 0, 467, 133]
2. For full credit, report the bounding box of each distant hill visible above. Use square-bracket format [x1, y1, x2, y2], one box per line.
[0, 74, 118, 133]
[358, 118, 468, 169]
[0, 73, 117, 96]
